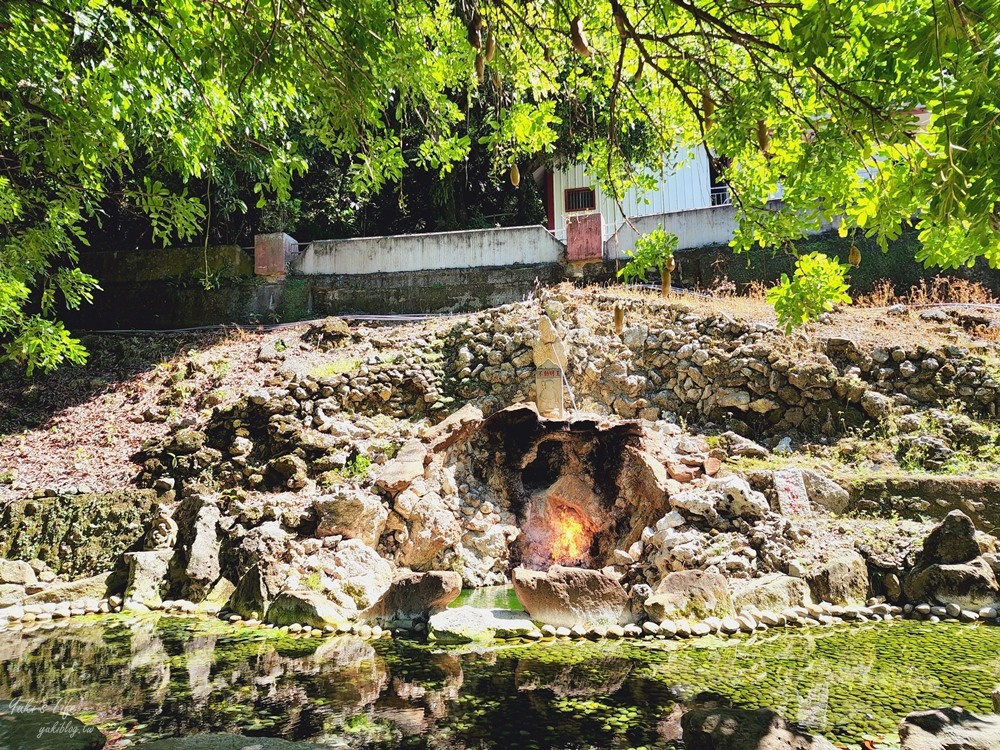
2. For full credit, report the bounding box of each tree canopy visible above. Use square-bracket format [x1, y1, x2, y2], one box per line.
[4, 0, 1000, 370]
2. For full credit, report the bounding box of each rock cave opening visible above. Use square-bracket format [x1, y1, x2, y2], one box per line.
[473, 406, 645, 574]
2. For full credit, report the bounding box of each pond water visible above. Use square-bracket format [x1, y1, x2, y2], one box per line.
[1, 614, 998, 749]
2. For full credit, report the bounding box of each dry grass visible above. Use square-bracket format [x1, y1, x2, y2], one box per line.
[856, 277, 997, 307]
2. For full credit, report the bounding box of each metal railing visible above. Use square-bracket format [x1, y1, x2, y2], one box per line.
[710, 185, 732, 206]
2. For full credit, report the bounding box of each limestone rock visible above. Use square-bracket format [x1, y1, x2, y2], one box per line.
[227, 564, 269, 619]
[362, 570, 462, 625]
[511, 565, 632, 628]
[806, 549, 869, 605]
[422, 403, 484, 453]
[919, 510, 981, 566]
[711, 476, 769, 521]
[899, 707, 1000, 750]
[265, 589, 352, 628]
[234, 521, 289, 598]
[644, 569, 734, 621]
[23, 572, 111, 604]
[732, 573, 812, 612]
[314, 490, 388, 546]
[123, 550, 172, 607]
[774, 469, 811, 516]
[903, 557, 1000, 609]
[428, 606, 535, 644]
[682, 705, 838, 750]
[267, 454, 309, 490]
[393, 490, 462, 570]
[860, 390, 894, 420]
[173, 495, 221, 602]
[455, 524, 520, 587]
[324, 539, 394, 609]
[0, 559, 36, 586]
[375, 439, 427, 494]
[800, 471, 850, 515]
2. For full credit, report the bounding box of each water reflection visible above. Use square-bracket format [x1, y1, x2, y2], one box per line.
[0, 616, 996, 748]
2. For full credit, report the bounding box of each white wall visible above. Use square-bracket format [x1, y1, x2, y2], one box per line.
[606, 200, 840, 258]
[293, 225, 564, 276]
[551, 148, 713, 243]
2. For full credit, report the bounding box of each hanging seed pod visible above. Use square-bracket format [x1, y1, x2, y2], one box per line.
[467, 23, 482, 50]
[570, 16, 592, 57]
[475, 52, 485, 83]
[510, 164, 520, 187]
[756, 119, 770, 156]
[614, 10, 628, 38]
[632, 58, 644, 83]
[484, 30, 496, 61]
[702, 87, 715, 129]
[471, 10, 484, 30]
[491, 68, 502, 89]
[848, 244, 862, 267]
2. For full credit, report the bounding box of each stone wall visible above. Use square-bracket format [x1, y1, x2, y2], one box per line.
[160, 292, 1000, 444]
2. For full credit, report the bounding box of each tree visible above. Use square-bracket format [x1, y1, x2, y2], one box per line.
[617, 225, 678, 296]
[5, 0, 1000, 372]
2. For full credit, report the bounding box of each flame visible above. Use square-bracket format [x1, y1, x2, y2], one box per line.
[550, 505, 589, 562]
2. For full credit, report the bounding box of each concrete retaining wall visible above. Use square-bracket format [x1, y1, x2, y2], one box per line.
[294, 225, 564, 275]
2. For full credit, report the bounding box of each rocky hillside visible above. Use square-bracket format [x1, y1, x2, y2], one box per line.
[1, 284, 1000, 641]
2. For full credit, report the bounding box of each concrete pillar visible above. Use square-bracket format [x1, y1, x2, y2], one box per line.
[254, 233, 299, 277]
[565, 212, 604, 263]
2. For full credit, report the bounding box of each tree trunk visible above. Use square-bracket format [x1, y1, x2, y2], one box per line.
[661, 267, 672, 297]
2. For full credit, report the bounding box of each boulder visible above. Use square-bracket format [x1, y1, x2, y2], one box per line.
[732, 573, 812, 612]
[511, 565, 632, 628]
[774, 469, 811, 516]
[375, 439, 427, 494]
[0, 585, 25, 606]
[227, 564, 269, 619]
[323, 539, 394, 609]
[267, 453, 309, 490]
[265, 589, 352, 628]
[173, 495, 222, 602]
[234, 521, 289, 598]
[422, 403, 483, 453]
[393, 490, 462, 570]
[899, 707, 1000, 750]
[0, 560, 36, 586]
[919, 510, 981, 566]
[428, 606, 535, 644]
[0, 701, 105, 750]
[800, 471, 850, 515]
[362, 570, 462, 625]
[681, 705, 838, 750]
[644, 569, 734, 621]
[902, 557, 1000, 609]
[23, 572, 111, 604]
[455, 524, 520, 587]
[806, 549, 869, 605]
[197, 576, 236, 613]
[711, 476, 769, 521]
[314, 490, 388, 546]
[123, 550, 172, 607]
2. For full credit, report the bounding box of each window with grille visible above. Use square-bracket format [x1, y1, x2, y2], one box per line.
[564, 187, 596, 212]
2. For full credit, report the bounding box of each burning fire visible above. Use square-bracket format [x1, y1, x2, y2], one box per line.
[550, 504, 590, 562]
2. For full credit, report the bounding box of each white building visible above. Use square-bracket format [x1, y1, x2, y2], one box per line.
[540, 147, 737, 257]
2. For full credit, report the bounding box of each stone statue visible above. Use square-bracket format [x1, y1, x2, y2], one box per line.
[145, 504, 178, 551]
[533, 315, 568, 371]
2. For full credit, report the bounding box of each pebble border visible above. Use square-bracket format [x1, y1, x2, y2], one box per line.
[0, 597, 995, 643]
